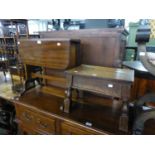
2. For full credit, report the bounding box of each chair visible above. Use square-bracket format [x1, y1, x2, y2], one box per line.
[133, 93, 155, 134]
[132, 26, 155, 134]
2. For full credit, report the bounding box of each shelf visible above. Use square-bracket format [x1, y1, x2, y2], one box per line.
[41, 86, 65, 98]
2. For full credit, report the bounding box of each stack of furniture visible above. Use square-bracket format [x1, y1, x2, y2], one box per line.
[13, 28, 134, 135]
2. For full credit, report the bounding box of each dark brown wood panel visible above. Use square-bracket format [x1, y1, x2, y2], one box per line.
[40, 28, 128, 67]
[60, 121, 107, 135]
[13, 87, 129, 134]
[66, 64, 134, 82]
[18, 38, 80, 70]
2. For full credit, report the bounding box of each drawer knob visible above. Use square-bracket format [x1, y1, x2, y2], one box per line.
[23, 112, 33, 121]
[107, 84, 113, 88]
[37, 119, 48, 128]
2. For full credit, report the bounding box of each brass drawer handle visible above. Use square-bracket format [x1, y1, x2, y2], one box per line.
[22, 112, 33, 121]
[37, 119, 48, 129]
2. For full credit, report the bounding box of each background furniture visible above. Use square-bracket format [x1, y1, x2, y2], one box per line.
[124, 26, 155, 134]
[123, 61, 155, 100]
[40, 28, 128, 68]
[0, 19, 29, 39]
[0, 37, 18, 80]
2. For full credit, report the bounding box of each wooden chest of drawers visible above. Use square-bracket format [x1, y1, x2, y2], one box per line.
[16, 104, 56, 134]
[15, 101, 108, 135]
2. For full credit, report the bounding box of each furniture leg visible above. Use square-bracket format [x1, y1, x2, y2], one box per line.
[64, 88, 72, 113]
[119, 101, 129, 132]
[63, 75, 73, 113]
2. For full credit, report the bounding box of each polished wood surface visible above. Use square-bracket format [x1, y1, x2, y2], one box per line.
[40, 28, 127, 67]
[1, 72, 155, 134]
[31, 72, 67, 88]
[14, 87, 111, 135]
[18, 38, 81, 98]
[60, 120, 104, 135]
[18, 38, 81, 70]
[143, 119, 155, 134]
[40, 86, 65, 98]
[123, 61, 155, 100]
[0, 73, 110, 135]
[66, 64, 134, 82]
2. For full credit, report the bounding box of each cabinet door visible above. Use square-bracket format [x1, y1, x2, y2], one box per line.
[60, 121, 107, 135]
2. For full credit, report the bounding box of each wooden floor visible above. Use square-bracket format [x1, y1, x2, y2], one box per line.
[0, 72, 19, 101]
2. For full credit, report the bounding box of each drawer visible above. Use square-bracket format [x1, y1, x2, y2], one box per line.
[35, 114, 56, 134]
[72, 76, 122, 98]
[19, 124, 40, 135]
[16, 105, 56, 134]
[60, 121, 106, 135]
[17, 107, 35, 127]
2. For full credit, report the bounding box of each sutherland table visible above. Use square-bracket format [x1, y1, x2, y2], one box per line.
[64, 64, 134, 132]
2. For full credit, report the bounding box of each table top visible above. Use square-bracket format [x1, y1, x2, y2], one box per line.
[66, 64, 134, 83]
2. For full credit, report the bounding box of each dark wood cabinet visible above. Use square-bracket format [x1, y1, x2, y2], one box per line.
[15, 101, 108, 135]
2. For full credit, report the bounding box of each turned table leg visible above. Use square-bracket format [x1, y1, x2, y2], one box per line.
[119, 101, 129, 132]
[119, 84, 131, 133]
[64, 88, 72, 113]
[63, 75, 73, 113]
